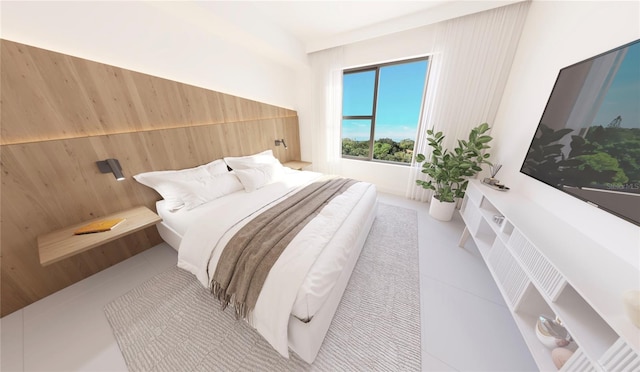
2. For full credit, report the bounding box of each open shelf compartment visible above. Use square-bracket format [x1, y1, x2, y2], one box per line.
[554, 283, 620, 359]
[512, 283, 565, 371]
[477, 199, 512, 244]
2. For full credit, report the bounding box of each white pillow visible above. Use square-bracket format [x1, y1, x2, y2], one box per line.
[235, 164, 284, 192]
[180, 172, 244, 210]
[133, 159, 228, 210]
[224, 150, 282, 170]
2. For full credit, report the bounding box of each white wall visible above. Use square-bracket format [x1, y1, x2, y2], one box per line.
[491, 0, 640, 267]
[0, 1, 305, 111]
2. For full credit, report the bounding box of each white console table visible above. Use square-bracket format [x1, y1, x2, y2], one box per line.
[459, 179, 640, 371]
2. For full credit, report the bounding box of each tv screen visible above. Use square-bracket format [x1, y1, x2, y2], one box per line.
[520, 39, 640, 227]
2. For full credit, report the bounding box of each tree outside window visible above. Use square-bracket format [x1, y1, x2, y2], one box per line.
[341, 58, 429, 164]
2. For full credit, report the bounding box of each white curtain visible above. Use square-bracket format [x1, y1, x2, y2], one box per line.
[407, 1, 531, 202]
[309, 46, 345, 176]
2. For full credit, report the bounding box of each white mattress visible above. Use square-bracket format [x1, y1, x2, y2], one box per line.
[156, 169, 376, 323]
[156, 169, 321, 236]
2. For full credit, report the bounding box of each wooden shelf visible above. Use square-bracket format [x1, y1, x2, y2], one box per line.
[38, 206, 161, 266]
[283, 160, 311, 170]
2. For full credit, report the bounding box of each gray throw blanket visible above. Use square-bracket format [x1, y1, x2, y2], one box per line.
[211, 177, 358, 321]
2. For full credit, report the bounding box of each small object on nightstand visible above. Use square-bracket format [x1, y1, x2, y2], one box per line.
[283, 161, 311, 170]
[74, 218, 126, 235]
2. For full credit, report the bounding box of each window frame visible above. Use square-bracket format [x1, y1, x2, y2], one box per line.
[341, 56, 430, 165]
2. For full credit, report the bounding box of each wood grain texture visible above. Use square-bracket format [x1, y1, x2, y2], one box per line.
[0, 39, 301, 316]
[0, 39, 296, 145]
[38, 206, 162, 266]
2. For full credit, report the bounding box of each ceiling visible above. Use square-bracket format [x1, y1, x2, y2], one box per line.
[195, 1, 519, 53]
[202, 1, 450, 46]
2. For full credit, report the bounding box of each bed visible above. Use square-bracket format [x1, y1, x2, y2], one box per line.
[134, 150, 378, 363]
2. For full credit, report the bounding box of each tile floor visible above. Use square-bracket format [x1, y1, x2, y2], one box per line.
[1, 193, 537, 371]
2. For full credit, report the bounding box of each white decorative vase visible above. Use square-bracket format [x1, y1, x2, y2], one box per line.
[623, 290, 640, 328]
[429, 195, 456, 221]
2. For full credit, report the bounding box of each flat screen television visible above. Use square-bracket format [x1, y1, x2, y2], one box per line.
[520, 38, 640, 227]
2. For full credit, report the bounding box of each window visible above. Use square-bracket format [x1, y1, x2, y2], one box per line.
[341, 58, 429, 164]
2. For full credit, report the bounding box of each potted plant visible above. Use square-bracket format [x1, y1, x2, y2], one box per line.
[415, 122, 493, 221]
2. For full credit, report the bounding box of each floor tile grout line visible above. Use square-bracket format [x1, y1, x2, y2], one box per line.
[423, 349, 460, 372]
[419, 273, 509, 309]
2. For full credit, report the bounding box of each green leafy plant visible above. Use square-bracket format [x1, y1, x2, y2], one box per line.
[415, 123, 493, 203]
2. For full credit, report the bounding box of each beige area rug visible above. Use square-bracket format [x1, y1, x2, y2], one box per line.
[104, 203, 420, 371]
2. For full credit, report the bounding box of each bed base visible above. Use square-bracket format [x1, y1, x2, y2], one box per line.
[156, 221, 181, 251]
[288, 191, 378, 363]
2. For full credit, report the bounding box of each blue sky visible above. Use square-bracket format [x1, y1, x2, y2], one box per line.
[591, 40, 640, 129]
[342, 60, 428, 141]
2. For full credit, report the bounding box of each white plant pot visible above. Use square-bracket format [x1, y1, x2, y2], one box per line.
[429, 195, 456, 221]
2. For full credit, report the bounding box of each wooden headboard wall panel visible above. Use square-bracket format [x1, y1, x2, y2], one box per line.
[0, 39, 301, 316]
[0, 39, 295, 144]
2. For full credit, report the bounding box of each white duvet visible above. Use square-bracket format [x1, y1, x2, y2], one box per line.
[176, 170, 374, 358]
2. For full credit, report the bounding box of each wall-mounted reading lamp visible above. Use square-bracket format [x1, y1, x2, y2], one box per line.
[96, 158, 125, 181]
[274, 138, 288, 149]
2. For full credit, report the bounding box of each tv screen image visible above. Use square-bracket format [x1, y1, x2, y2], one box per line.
[520, 38, 640, 226]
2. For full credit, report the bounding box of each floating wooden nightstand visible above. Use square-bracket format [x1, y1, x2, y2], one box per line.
[283, 161, 312, 170]
[37, 206, 162, 266]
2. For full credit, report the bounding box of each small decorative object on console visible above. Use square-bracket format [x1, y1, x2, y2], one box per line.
[482, 163, 510, 190]
[551, 347, 574, 369]
[483, 164, 502, 185]
[623, 290, 640, 328]
[481, 178, 510, 191]
[535, 315, 572, 349]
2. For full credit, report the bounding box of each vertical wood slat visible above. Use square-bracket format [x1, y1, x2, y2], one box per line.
[487, 240, 529, 308]
[560, 348, 599, 372]
[461, 200, 483, 235]
[599, 338, 640, 372]
[0, 39, 301, 316]
[508, 229, 567, 301]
